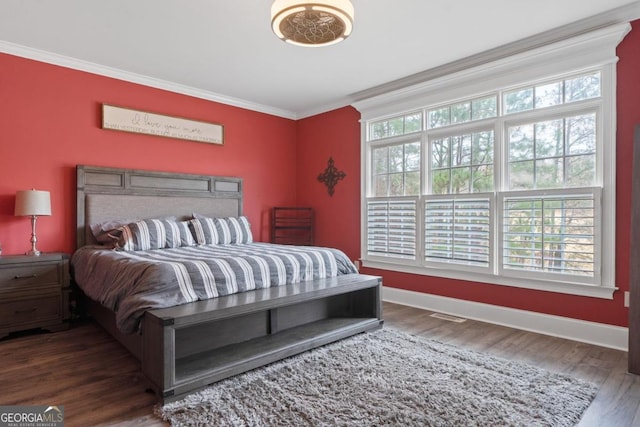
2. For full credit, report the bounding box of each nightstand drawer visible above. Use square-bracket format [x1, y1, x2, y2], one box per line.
[0, 264, 60, 289]
[0, 253, 69, 337]
[0, 295, 60, 326]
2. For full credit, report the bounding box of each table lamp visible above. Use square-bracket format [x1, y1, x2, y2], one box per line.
[14, 189, 51, 256]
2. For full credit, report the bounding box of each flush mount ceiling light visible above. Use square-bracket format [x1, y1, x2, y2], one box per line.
[271, 0, 354, 47]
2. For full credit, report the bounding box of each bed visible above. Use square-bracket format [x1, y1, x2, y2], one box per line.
[72, 165, 383, 403]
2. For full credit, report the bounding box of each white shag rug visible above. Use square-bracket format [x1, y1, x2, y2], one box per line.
[157, 328, 597, 426]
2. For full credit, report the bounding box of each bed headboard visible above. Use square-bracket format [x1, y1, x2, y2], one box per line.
[76, 165, 243, 248]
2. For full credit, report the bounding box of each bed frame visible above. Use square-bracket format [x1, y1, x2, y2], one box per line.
[75, 165, 383, 403]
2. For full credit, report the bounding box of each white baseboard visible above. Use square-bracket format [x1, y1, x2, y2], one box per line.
[382, 286, 628, 351]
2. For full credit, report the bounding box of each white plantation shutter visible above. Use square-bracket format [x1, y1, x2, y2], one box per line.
[501, 189, 600, 283]
[425, 196, 491, 267]
[367, 198, 417, 259]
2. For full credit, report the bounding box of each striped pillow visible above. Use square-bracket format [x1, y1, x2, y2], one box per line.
[109, 218, 195, 251]
[226, 216, 253, 244]
[189, 216, 253, 245]
[188, 217, 220, 245]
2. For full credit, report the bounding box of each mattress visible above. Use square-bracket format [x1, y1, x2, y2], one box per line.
[71, 242, 358, 333]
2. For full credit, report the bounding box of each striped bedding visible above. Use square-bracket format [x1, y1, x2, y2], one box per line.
[71, 243, 358, 333]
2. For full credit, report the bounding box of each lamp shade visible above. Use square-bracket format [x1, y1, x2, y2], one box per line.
[15, 189, 52, 216]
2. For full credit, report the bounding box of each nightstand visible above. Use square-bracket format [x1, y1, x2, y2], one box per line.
[0, 253, 70, 339]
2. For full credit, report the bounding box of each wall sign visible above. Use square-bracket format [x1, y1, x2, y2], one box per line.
[102, 104, 224, 145]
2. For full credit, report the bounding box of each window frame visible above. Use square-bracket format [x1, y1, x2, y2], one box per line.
[354, 24, 629, 299]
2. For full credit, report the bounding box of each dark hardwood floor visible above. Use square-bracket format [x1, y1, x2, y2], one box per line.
[1, 302, 639, 426]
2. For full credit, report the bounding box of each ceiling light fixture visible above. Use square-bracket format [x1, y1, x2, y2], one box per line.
[271, 0, 354, 47]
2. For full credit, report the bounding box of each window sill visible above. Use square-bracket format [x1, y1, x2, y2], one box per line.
[361, 259, 617, 299]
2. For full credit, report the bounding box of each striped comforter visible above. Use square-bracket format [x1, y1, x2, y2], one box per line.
[71, 243, 358, 333]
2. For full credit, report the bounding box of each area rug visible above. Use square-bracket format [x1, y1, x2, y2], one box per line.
[156, 328, 597, 426]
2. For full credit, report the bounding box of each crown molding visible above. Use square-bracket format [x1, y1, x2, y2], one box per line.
[351, 1, 640, 107]
[296, 97, 356, 119]
[352, 22, 631, 119]
[0, 40, 298, 120]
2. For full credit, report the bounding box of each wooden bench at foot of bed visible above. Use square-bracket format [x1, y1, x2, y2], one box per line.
[139, 273, 382, 403]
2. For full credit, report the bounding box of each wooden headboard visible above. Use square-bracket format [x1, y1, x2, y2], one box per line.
[76, 165, 243, 248]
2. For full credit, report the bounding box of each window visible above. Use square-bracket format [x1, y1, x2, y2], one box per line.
[356, 24, 627, 298]
[507, 113, 596, 190]
[428, 96, 497, 129]
[430, 130, 494, 194]
[503, 71, 601, 115]
[372, 142, 421, 196]
[369, 112, 423, 141]
[365, 73, 604, 285]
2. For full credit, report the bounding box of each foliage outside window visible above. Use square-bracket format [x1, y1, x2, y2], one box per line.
[428, 96, 497, 129]
[372, 142, 421, 196]
[369, 112, 423, 141]
[507, 114, 596, 190]
[431, 131, 494, 194]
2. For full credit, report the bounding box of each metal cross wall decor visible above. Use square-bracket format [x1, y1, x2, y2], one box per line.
[317, 157, 346, 197]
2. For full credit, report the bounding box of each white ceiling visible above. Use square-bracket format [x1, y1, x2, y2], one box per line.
[1, 1, 639, 119]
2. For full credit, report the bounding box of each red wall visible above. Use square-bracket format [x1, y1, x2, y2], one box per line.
[296, 107, 361, 261]
[1, 20, 638, 328]
[296, 20, 640, 328]
[0, 53, 298, 255]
